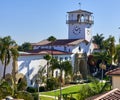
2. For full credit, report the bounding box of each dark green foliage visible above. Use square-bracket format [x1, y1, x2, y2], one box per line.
[15, 91, 34, 100]
[65, 97, 76, 100]
[32, 93, 38, 100]
[17, 79, 27, 91]
[39, 86, 45, 92]
[77, 85, 94, 100]
[0, 81, 12, 98]
[47, 77, 59, 91]
[0, 36, 18, 79]
[93, 33, 104, 50]
[18, 42, 33, 51]
[26, 87, 37, 93]
[77, 77, 111, 100]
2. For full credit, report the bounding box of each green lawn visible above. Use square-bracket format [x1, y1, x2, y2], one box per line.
[40, 96, 54, 100]
[40, 82, 106, 100]
[41, 84, 87, 99]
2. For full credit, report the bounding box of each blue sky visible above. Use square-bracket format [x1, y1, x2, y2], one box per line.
[0, 0, 120, 45]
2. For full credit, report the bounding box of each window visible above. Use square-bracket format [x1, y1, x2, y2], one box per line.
[81, 14, 84, 22]
[55, 56, 58, 59]
[31, 80, 33, 85]
[64, 46, 67, 51]
[60, 57, 63, 61]
[79, 46, 81, 51]
[65, 57, 68, 60]
[69, 49, 71, 52]
[39, 47, 41, 49]
[56, 71, 58, 77]
[77, 14, 80, 22]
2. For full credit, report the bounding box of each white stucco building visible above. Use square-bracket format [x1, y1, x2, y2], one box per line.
[0, 8, 96, 87]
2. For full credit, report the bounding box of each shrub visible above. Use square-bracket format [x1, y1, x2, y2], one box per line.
[0, 81, 12, 98]
[47, 77, 59, 91]
[32, 93, 38, 100]
[26, 87, 37, 93]
[39, 86, 45, 92]
[17, 79, 27, 91]
[15, 91, 34, 100]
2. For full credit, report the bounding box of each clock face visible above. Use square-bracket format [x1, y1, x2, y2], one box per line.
[72, 25, 81, 35]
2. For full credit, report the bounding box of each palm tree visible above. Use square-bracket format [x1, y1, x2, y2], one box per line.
[47, 36, 56, 57]
[114, 44, 120, 66]
[93, 33, 104, 50]
[93, 51, 111, 79]
[44, 54, 51, 78]
[50, 58, 72, 81]
[0, 36, 18, 79]
[44, 54, 51, 90]
[107, 36, 115, 65]
[93, 51, 111, 65]
[102, 36, 115, 67]
[61, 61, 72, 77]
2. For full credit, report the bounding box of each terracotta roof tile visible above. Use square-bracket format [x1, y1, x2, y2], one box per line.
[106, 67, 120, 75]
[93, 43, 99, 49]
[20, 49, 72, 56]
[31, 39, 88, 46]
[94, 88, 120, 100]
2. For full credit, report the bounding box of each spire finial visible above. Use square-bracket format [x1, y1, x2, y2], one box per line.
[78, 2, 81, 9]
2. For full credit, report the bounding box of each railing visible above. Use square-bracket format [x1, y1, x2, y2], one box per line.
[66, 20, 94, 24]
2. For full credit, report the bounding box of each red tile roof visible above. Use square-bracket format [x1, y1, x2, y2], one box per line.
[31, 39, 88, 46]
[94, 88, 120, 100]
[106, 67, 120, 76]
[20, 49, 72, 56]
[93, 43, 99, 50]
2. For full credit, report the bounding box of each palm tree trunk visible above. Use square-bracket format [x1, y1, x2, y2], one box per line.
[3, 56, 7, 79]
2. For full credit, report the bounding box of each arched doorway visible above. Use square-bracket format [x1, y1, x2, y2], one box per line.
[74, 53, 88, 79]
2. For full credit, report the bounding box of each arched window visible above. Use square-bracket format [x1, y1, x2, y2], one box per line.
[77, 14, 80, 22]
[79, 46, 81, 51]
[81, 14, 84, 22]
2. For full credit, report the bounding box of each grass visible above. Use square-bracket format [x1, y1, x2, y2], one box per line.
[40, 82, 107, 100]
[40, 96, 54, 100]
[41, 84, 87, 99]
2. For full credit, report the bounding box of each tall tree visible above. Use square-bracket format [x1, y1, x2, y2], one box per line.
[47, 36, 56, 57]
[18, 42, 33, 51]
[44, 54, 51, 78]
[50, 58, 72, 80]
[93, 33, 104, 50]
[44, 54, 51, 90]
[0, 36, 18, 79]
[93, 51, 111, 65]
[114, 44, 120, 66]
[107, 36, 115, 65]
[102, 35, 115, 66]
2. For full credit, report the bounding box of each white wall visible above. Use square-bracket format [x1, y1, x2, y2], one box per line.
[0, 59, 13, 79]
[18, 55, 47, 87]
[112, 76, 120, 89]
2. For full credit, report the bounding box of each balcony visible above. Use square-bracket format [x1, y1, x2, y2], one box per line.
[66, 19, 94, 25]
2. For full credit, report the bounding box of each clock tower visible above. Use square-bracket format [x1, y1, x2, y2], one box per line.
[66, 9, 94, 41]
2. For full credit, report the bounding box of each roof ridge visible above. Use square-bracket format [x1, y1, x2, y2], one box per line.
[106, 67, 120, 75]
[94, 88, 120, 100]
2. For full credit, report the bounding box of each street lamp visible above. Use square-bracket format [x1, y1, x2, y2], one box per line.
[59, 59, 62, 100]
[99, 63, 106, 81]
[36, 76, 41, 100]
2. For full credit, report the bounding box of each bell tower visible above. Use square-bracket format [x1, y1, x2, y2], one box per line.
[66, 9, 94, 41]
